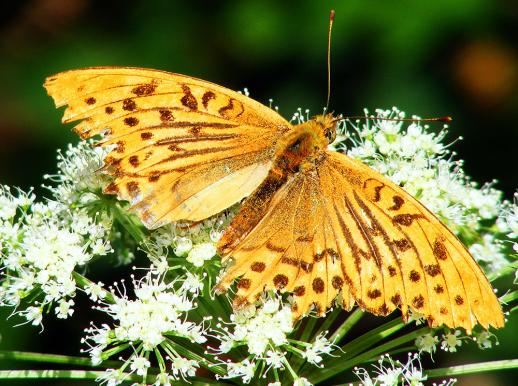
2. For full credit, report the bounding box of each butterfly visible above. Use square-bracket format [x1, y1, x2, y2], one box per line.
[45, 67, 504, 333]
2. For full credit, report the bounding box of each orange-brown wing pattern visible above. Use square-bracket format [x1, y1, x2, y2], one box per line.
[216, 166, 355, 319]
[45, 67, 291, 227]
[217, 151, 504, 332]
[319, 151, 503, 332]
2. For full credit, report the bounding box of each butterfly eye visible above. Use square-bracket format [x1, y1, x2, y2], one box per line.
[324, 127, 336, 143]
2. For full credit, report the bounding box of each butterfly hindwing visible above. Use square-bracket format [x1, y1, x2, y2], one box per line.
[45, 67, 290, 227]
[216, 166, 354, 318]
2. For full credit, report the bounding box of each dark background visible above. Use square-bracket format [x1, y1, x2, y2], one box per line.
[0, 1, 517, 385]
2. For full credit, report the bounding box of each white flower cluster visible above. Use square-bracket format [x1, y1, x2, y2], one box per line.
[215, 294, 335, 384]
[415, 328, 498, 355]
[0, 185, 112, 325]
[337, 108, 514, 272]
[217, 296, 293, 356]
[83, 271, 208, 384]
[1, 107, 515, 386]
[353, 352, 455, 386]
[148, 209, 234, 271]
[497, 192, 518, 254]
[43, 140, 111, 205]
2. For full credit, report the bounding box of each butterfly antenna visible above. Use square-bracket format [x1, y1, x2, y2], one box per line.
[325, 10, 335, 113]
[333, 115, 452, 124]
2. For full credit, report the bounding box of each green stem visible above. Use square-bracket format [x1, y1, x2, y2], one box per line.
[0, 350, 121, 368]
[0, 370, 232, 385]
[426, 359, 518, 379]
[111, 203, 146, 243]
[329, 308, 363, 344]
[0, 369, 138, 382]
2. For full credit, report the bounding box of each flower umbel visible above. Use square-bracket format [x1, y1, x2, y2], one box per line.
[0, 108, 516, 386]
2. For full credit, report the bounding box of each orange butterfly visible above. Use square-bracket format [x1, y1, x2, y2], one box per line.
[45, 67, 504, 333]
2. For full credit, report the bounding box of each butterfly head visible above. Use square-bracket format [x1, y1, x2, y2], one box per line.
[312, 113, 338, 145]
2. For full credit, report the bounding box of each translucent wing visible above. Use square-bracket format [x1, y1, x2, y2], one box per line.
[45, 67, 291, 227]
[217, 151, 504, 332]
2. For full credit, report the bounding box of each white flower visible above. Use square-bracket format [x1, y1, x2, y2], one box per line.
[97, 368, 126, 386]
[130, 355, 150, 376]
[44, 141, 111, 205]
[441, 330, 463, 352]
[0, 185, 112, 323]
[55, 299, 75, 319]
[186, 242, 216, 267]
[265, 350, 284, 369]
[304, 334, 334, 365]
[19, 306, 43, 326]
[376, 367, 402, 386]
[415, 332, 439, 354]
[469, 234, 507, 271]
[154, 372, 174, 386]
[502, 193, 518, 238]
[223, 359, 255, 384]
[171, 357, 198, 378]
[402, 353, 427, 386]
[84, 281, 107, 302]
[473, 330, 497, 350]
[181, 272, 204, 294]
[293, 377, 313, 386]
[84, 272, 205, 356]
[174, 237, 193, 256]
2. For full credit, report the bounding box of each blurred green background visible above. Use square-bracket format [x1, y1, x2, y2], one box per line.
[0, 0, 517, 384]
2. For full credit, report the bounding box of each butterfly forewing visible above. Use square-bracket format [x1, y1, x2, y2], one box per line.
[323, 151, 503, 331]
[45, 67, 291, 227]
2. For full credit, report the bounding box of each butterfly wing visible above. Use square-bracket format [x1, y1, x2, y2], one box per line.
[217, 151, 504, 332]
[216, 163, 356, 319]
[45, 67, 290, 227]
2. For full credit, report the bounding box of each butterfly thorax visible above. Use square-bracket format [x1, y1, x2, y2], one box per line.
[271, 113, 337, 177]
